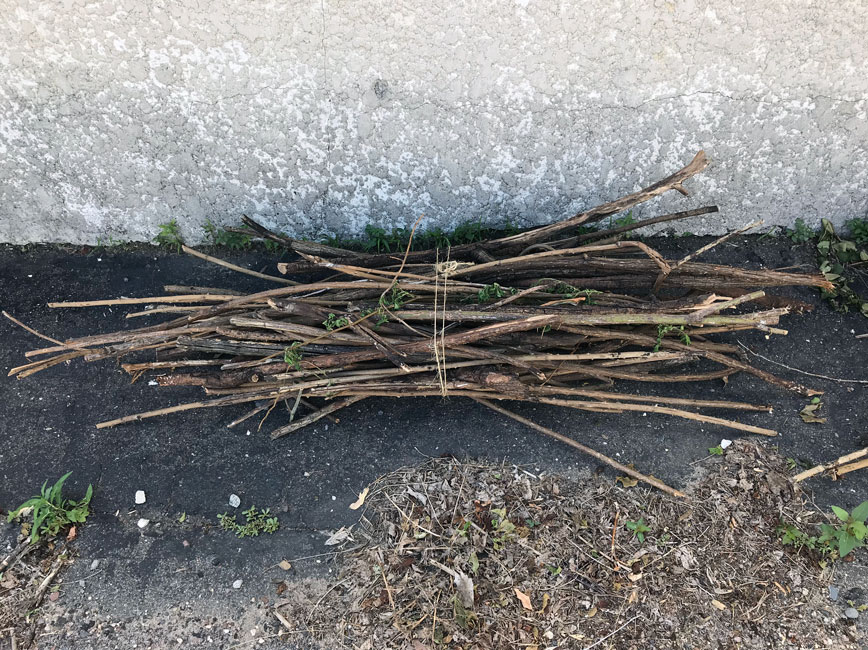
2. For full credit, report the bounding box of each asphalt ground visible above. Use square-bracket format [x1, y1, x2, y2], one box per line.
[0, 236, 866, 647]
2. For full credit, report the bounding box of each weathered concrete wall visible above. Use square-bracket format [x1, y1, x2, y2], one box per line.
[1, 0, 866, 244]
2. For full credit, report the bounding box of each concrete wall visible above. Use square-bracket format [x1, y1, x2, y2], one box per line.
[1, 0, 866, 245]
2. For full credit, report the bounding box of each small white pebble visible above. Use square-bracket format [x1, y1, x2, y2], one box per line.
[720, 439, 733, 449]
[229, 494, 241, 508]
[135, 490, 146, 505]
[304, 471, 310, 477]
[90, 559, 100, 570]
[148, 380, 158, 386]
[232, 579, 243, 589]
[331, 495, 336, 501]
[137, 518, 150, 529]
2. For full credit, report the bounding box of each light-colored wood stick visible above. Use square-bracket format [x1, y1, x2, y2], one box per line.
[48, 294, 235, 308]
[835, 458, 868, 477]
[182, 245, 299, 285]
[793, 447, 868, 482]
[271, 396, 364, 439]
[473, 397, 687, 498]
[96, 389, 290, 428]
[126, 306, 202, 318]
[3, 311, 63, 344]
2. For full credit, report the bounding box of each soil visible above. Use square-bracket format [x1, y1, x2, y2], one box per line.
[0, 236, 866, 649]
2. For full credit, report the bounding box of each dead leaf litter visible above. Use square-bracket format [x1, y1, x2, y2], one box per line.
[277, 441, 861, 649]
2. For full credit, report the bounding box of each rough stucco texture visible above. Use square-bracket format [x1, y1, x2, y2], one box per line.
[1, 1, 867, 244]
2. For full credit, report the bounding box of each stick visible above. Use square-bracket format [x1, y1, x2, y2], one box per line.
[473, 398, 686, 498]
[835, 458, 868, 477]
[793, 447, 868, 482]
[488, 150, 709, 251]
[738, 341, 868, 384]
[2, 311, 63, 344]
[182, 245, 299, 285]
[271, 396, 364, 439]
[48, 294, 235, 308]
[652, 220, 763, 293]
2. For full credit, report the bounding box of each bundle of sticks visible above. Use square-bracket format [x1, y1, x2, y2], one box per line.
[8, 152, 832, 496]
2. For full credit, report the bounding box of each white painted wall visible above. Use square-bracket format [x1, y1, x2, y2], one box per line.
[1, 0, 866, 243]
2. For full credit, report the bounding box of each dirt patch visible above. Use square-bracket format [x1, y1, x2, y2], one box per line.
[0, 538, 70, 649]
[277, 442, 863, 649]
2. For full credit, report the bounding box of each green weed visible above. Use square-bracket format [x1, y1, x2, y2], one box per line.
[7, 473, 93, 544]
[653, 324, 691, 352]
[778, 501, 868, 560]
[154, 220, 184, 252]
[477, 283, 510, 303]
[786, 218, 814, 244]
[217, 506, 279, 538]
[625, 518, 651, 543]
[816, 219, 868, 317]
[204, 220, 252, 250]
[283, 342, 303, 370]
[323, 313, 351, 331]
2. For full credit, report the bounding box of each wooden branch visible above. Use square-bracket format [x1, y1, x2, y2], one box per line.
[473, 398, 687, 498]
[182, 245, 298, 285]
[793, 447, 868, 482]
[271, 396, 364, 439]
[482, 150, 709, 253]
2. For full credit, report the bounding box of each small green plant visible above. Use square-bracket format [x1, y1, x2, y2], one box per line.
[204, 220, 252, 250]
[816, 219, 868, 317]
[217, 506, 279, 538]
[154, 219, 184, 252]
[551, 283, 601, 305]
[786, 218, 814, 244]
[625, 518, 651, 543]
[490, 507, 516, 550]
[283, 342, 303, 370]
[477, 283, 508, 303]
[263, 239, 282, 253]
[362, 225, 393, 253]
[823, 503, 868, 558]
[653, 324, 691, 352]
[7, 473, 93, 544]
[323, 313, 351, 331]
[379, 285, 413, 311]
[610, 211, 636, 236]
[708, 445, 724, 456]
[778, 501, 868, 560]
[846, 218, 868, 246]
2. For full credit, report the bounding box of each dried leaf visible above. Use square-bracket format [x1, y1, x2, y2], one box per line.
[278, 560, 292, 571]
[49, 591, 60, 601]
[799, 403, 826, 423]
[468, 551, 479, 575]
[454, 571, 475, 608]
[276, 581, 287, 596]
[514, 587, 533, 610]
[349, 487, 369, 510]
[406, 487, 427, 504]
[66, 525, 77, 541]
[586, 606, 598, 618]
[616, 476, 639, 488]
[711, 599, 727, 610]
[537, 593, 550, 614]
[324, 526, 354, 546]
